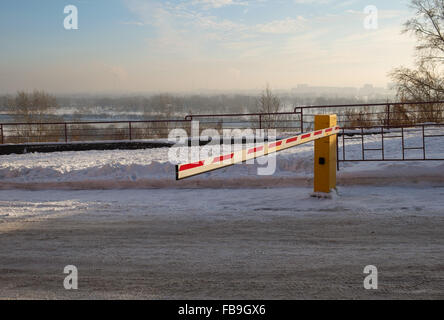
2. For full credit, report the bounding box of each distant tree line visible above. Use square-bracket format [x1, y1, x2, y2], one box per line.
[3, 90, 61, 123]
[53, 93, 259, 117]
[0, 92, 386, 119]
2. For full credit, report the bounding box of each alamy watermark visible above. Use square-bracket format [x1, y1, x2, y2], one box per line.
[168, 121, 278, 176]
[364, 5, 378, 30]
[64, 265, 78, 290]
[64, 5, 78, 30]
[363, 265, 378, 290]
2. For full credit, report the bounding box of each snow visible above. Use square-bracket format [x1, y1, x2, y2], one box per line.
[1, 185, 444, 221]
[0, 127, 443, 189]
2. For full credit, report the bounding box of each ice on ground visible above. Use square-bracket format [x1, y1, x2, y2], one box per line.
[1, 185, 444, 223]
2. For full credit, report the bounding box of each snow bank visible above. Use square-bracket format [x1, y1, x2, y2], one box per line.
[0, 130, 443, 190]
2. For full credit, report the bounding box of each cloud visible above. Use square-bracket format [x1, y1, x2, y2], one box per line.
[255, 17, 306, 34]
[123, 0, 413, 60]
[99, 0, 417, 91]
[190, 0, 248, 9]
[293, 0, 332, 4]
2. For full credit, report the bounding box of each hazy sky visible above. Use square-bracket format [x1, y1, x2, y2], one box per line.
[0, 0, 417, 94]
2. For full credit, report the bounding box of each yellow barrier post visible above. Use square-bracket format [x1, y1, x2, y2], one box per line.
[314, 115, 337, 193]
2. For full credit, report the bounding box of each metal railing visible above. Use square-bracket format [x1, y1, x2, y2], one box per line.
[0, 119, 192, 145]
[294, 100, 444, 132]
[336, 123, 444, 169]
[184, 101, 444, 133]
[185, 110, 303, 133]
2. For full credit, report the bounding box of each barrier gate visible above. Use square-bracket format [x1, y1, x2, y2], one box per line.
[176, 115, 340, 194]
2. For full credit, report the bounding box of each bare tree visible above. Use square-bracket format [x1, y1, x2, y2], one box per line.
[7, 90, 62, 142]
[404, 0, 444, 64]
[257, 84, 283, 129]
[141, 94, 175, 138]
[8, 90, 59, 123]
[390, 0, 444, 123]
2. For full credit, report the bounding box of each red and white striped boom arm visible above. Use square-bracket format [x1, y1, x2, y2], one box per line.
[176, 126, 340, 180]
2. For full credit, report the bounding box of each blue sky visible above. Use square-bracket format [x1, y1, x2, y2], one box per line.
[0, 0, 416, 93]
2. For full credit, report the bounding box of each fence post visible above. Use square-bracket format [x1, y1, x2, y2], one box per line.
[314, 114, 337, 194]
[0, 124, 3, 145]
[129, 122, 132, 141]
[336, 135, 339, 171]
[259, 115, 262, 130]
[300, 109, 304, 133]
[386, 104, 391, 126]
[64, 123, 68, 143]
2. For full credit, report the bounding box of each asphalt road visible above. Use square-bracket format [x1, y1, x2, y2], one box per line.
[0, 187, 443, 299]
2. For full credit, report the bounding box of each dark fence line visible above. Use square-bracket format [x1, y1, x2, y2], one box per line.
[336, 123, 444, 169]
[1, 101, 443, 145]
[0, 120, 192, 145]
[185, 100, 444, 132]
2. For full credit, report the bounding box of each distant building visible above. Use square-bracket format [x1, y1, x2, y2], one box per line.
[291, 84, 393, 100]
